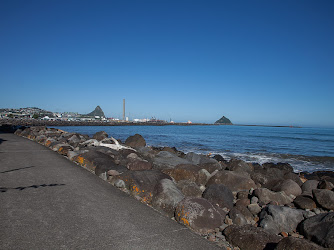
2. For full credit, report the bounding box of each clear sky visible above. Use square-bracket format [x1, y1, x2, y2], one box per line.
[1, 0, 333, 126]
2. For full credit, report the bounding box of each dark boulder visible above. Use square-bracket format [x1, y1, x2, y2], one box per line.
[228, 207, 247, 226]
[151, 179, 185, 217]
[283, 172, 303, 186]
[293, 195, 317, 210]
[175, 197, 223, 235]
[318, 180, 334, 190]
[125, 134, 146, 148]
[152, 151, 192, 170]
[207, 170, 257, 192]
[213, 154, 227, 163]
[202, 184, 234, 210]
[176, 180, 203, 198]
[113, 170, 172, 204]
[57, 144, 74, 156]
[73, 150, 127, 178]
[263, 162, 294, 175]
[300, 212, 334, 248]
[235, 198, 250, 208]
[301, 171, 334, 185]
[271, 179, 302, 197]
[259, 205, 305, 235]
[162, 164, 200, 184]
[227, 159, 254, 174]
[127, 159, 152, 171]
[275, 237, 324, 250]
[302, 180, 319, 197]
[253, 188, 293, 206]
[312, 189, 334, 210]
[233, 205, 254, 224]
[66, 134, 84, 147]
[223, 224, 281, 250]
[247, 203, 262, 216]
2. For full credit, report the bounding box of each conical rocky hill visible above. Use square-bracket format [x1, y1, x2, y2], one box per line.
[85, 106, 105, 117]
[215, 116, 232, 125]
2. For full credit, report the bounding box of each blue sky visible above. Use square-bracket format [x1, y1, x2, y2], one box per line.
[1, 0, 333, 126]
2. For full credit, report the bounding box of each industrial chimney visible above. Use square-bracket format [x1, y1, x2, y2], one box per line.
[123, 99, 125, 121]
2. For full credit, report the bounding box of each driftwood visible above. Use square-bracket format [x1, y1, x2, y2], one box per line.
[80, 137, 136, 151]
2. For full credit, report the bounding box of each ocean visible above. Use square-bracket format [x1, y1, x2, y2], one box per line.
[54, 125, 334, 173]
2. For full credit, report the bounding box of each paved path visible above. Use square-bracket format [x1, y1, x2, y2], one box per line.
[0, 133, 221, 250]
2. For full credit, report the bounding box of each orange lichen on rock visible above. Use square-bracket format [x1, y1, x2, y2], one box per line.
[129, 184, 152, 204]
[45, 140, 52, 147]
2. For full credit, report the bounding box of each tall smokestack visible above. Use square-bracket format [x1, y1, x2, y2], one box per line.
[123, 99, 125, 121]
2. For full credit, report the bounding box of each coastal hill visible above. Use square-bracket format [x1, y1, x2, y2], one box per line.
[83, 106, 105, 118]
[215, 116, 233, 125]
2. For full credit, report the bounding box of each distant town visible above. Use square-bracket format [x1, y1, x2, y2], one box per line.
[0, 106, 193, 124]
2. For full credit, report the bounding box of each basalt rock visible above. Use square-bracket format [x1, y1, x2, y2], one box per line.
[202, 184, 234, 210]
[302, 180, 319, 197]
[223, 224, 281, 250]
[247, 203, 261, 216]
[293, 195, 317, 210]
[275, 237, 324, 250]
[233, 204, 255, 224]
[125, 134, 146, 148]
[235, 198, 251, 207]
[300, 212, 334, 248]
[152, 151, 192, 170]
[252, 164, 287, 189]
[197, 169, 211, 186]
[92, 131, 108, 141]
[318, 180, 334, 190]
[271, 179, 302, 197]
[185, 152, 222, 173]
[57, 144, 74, 156]
[126, 159, 152, 171]
[162, 164, 200, 184]
[207, 170, 257, 192]
[301, 171, 334, 185]
[213, 154, 227, 163]
[73, 150, 127, 177]
[113, 170, 172, 204]
[259, 205, 305, 235]
[151, 179, 185, 217]
[227, 159, 254, 174]
[228, 207, 248, 226]
[176, 180, 203, 198]
[185, 152, 215, 165]
[312, 189, 334, 210]
[262, 162, 294, 175]
[283, 172, 303, 186]
[175, 197, 223, 235]
[253, 188, 293, 206]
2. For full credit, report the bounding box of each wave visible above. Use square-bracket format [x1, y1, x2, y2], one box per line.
[210, 151, 334, 173]
[248, 134, 334, 143]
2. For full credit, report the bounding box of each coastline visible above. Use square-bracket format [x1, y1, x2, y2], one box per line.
[0, 118, 301, 128]
[3, 125, 334, 249]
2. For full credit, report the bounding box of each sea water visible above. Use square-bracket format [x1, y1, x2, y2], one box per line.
[54, 125, 334, 173]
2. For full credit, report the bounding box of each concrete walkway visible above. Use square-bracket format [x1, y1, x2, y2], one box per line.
[0, 133, 221, 250]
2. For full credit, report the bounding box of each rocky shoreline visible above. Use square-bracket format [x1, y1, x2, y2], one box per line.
[7, 126, 334, 249]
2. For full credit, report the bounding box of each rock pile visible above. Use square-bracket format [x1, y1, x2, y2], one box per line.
[15, 126, 334, 249]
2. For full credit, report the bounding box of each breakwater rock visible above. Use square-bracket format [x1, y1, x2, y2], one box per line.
[14, 126, 334, 249]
